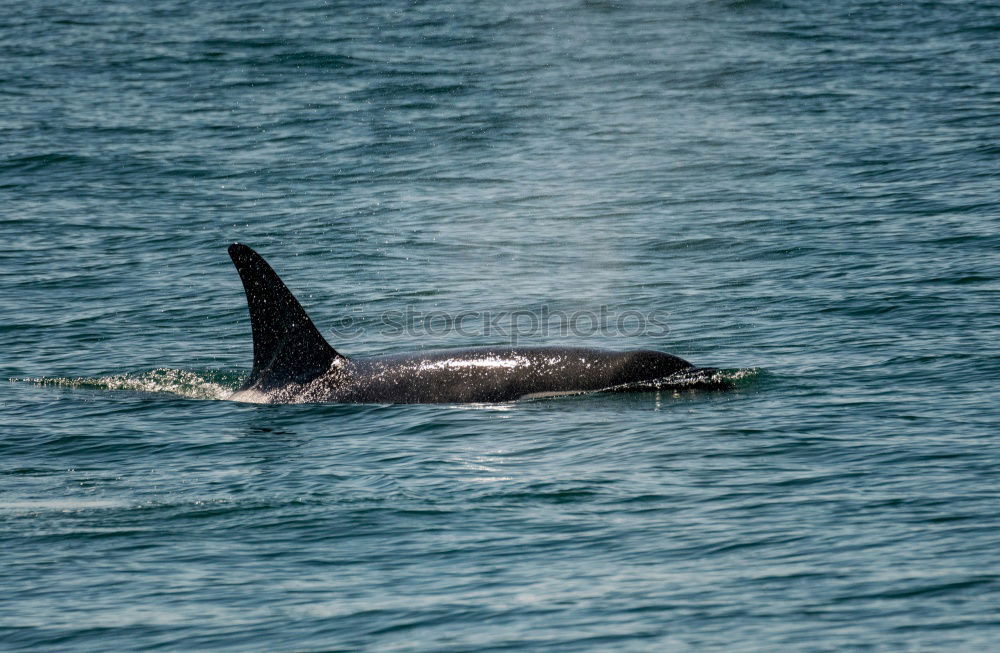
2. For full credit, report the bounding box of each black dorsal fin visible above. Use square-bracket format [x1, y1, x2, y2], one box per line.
[228, 244, 342, 390]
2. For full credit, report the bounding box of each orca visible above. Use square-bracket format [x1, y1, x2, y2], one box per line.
[227, 243, 731, 404]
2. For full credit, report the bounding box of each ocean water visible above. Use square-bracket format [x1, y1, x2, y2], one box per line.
[2, 0, 999, 650]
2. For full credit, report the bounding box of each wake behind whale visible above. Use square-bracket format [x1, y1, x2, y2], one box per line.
[227, 244, 734, 404]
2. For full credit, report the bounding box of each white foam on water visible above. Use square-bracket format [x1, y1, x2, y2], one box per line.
[18, 368, 238, 401]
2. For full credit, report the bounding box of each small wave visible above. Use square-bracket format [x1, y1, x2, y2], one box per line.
[17, 368, 245, 401]
[1, 499, 130, 514]
[0, 152, 94, 173]
[607, 367, 763, 393]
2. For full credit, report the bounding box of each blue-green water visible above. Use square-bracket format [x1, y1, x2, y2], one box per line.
[3, 0, 999, 650]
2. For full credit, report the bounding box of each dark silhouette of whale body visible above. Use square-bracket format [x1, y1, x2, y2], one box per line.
[227, 244, 730, 404]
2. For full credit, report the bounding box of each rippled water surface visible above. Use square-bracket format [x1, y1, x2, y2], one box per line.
[2, 0, 998, 650]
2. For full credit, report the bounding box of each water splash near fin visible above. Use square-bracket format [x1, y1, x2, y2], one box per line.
[16, 368, 243, 400]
